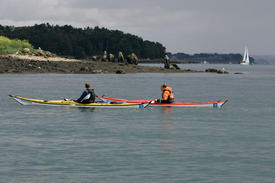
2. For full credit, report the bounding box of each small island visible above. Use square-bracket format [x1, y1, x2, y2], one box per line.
[0, 35, 201, 74]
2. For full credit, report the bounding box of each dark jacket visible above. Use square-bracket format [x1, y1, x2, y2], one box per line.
[76, 89, 95, 103]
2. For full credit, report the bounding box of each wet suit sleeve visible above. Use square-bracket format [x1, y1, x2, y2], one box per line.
[76, 90, 88, 103]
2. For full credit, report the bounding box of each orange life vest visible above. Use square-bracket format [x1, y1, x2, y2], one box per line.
[161, 87, 174, 101]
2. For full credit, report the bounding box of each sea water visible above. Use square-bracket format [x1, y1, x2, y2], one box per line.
[0, 64, 275, 182]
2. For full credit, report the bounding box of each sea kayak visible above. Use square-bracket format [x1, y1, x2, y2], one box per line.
[98, 96, 228, 108]
[9, 95, 150, 108]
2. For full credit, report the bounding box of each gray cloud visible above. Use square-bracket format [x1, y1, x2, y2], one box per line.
[0, 0, 274, 54]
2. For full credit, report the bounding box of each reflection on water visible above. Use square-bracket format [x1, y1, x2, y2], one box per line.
[159, 107, 175, 153]
[77, 107, 96, 112]
[161, 106, 174, 113]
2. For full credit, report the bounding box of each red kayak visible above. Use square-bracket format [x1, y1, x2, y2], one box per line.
[98, 96, 228, 108]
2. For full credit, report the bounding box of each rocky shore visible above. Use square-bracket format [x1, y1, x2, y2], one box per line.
[0, 54, 231, 74]
[0, 54, 204, 74]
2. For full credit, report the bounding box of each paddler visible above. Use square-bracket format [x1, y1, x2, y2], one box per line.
[157, 83, 174, 103]
[76, 82, 96, 103]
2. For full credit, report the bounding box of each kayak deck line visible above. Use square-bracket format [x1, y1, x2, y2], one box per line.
[9, 95, 150, 108]
[98, 96, 228, 108]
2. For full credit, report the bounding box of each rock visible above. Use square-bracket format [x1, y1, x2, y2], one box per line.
[35, 49, 55, 57]
[116, 69, 125, 74]
[102, 51, 107, 62]
[217, 67, 228, 74]
[166, 64, 179, 70]
[57, 68, 71, 73]
[131, 53, 139, 65]
[118, 51, 124, 63]
[217, 70, 229, 74]
[234, 72, 244, 74]
[164, 55, 170, 69]
[205, 68, 218, 72]
[97, 56, 103, 62]
[126, 53, 139, 64]
[172, 64, 180, 70]
[7, 69, 18, 73]
[23, 48, 30, 54]
[91, 69, 103, 74]
[92, 56, 99, 61]
[126, 55, 132, 64]
[45, 51, 55, 57]
[80, 66, 89, 72]
[108, 53, 115, 62]
[36, 49, 46, 56]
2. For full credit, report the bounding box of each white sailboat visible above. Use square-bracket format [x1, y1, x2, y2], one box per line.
[240, 46, 250, 65]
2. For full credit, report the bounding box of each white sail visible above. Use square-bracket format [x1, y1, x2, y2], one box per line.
[246, 48, 250, 63]
[241, 46, 250, 65]
[242, 47, 247, 62]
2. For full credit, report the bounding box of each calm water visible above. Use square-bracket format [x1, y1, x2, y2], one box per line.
[0, 64, 275, 183]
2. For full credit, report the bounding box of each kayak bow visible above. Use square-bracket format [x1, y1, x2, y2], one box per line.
[9, 95, 150, 108]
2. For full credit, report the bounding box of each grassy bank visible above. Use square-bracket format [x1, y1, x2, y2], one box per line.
[0, 36, 34, 55]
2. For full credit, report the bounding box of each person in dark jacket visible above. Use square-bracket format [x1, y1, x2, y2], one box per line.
[76, 82, 96, 103]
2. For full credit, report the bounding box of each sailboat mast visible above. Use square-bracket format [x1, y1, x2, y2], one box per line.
[243, 47, 247, 61]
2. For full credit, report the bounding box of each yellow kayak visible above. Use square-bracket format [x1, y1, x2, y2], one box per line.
[9, 95, 150, 108]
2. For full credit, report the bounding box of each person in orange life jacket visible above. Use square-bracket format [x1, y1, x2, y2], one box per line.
[76, 82, 96, 103]
[157, 83, 174, 103]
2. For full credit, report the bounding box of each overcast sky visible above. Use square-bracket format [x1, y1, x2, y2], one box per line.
[0, 0, 274, 55]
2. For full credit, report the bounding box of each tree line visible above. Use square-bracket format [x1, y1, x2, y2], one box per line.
[0, 23, 166, 59]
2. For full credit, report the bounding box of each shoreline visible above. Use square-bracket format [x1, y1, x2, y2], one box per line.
[0, 54, 205, 74]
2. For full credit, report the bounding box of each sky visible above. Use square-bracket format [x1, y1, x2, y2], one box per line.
[0, 0, 274, 55]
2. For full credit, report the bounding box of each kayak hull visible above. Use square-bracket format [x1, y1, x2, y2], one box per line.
[99, 96, 228, 108]
[150, 101, 228, 108]
[10, 95, 149, 108]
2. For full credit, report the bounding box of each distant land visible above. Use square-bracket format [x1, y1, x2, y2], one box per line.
[252, 55, 275, 65]
[165, 52, 255, 64]
[0, 23, 262, 64]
